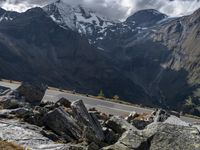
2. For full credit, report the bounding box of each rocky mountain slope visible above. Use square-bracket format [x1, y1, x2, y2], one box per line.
[43, 1, 200, 114]
[0, 0, 200, 115]
[0, 7, 148, 103]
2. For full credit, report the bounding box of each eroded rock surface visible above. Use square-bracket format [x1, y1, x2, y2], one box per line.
[0, 119, 66, 150]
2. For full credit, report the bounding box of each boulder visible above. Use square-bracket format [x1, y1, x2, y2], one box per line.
[102, 129, 150, 150]
[0, 88, 11, 96]
[105, 116, 136, 135]
[103, 122, 200, 150]
[0, 119, 66, 150]
[16, 82, 47, 104]
[146, 123, 200, 150]
[125, 111, 138, 122]
[163, 115, 189, 126]
[9, 108, 32, 118]
[131, 119, 151, 130]
[87, 142, 99, 150]
[55, 97, 71, 108]
[71, 100, 105, 141]
[148, 109, 170, 122]
[103, 127, 119, 144]
[42, 107, 82, 142]
[1, 97, 21, 109]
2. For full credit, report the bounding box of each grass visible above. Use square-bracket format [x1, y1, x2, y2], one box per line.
[0, 141, 25, 150]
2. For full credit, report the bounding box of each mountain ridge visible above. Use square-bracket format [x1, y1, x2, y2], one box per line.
[0, 3, 200, 115]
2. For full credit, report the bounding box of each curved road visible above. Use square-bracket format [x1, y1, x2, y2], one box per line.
[0, 81, 200, 123]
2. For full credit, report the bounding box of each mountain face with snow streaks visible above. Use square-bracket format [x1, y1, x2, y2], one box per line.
[0, 0, 200, 115]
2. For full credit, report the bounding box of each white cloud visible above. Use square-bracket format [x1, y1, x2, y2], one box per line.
[0, 0, 200, 20]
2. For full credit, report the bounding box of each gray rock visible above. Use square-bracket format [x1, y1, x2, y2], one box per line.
[102, 129, 150, 150]
[103, 127, 119, 144]
[43, 107, 82, 142]
[147, 123, 200, 150]
[103, 122, 200, 150]
[105, 116, 136, 134]
[23, 106, 49, 126]
[16, 82, 47, 104]
[0, 96, 24, 109]
[0, 119, 66, 150]
[55, 97, 71, 108]
[71, 100, 105, 141]
[87, 142, 99, 150]
[163, 115, 189, 126]
[149, 109, 170, 122]
[0, 88, 11, 96]
[125, 111, 138, 122]
[131, 119, 151, 130]
[9, 108, 32, 118]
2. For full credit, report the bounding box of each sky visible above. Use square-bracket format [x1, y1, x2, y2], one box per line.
[1, 0, 200, 20]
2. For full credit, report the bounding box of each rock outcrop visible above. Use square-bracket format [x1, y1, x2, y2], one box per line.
[103, 122, 200, 150]
[71, 100, 105, 141]
[16, 82, 47, 104]
[43, 107, 82, 142]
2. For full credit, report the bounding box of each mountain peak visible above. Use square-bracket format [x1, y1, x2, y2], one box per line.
[43, 1, 114, 33]
[188, 7, 200, 23]
[126, 9, 167, 27]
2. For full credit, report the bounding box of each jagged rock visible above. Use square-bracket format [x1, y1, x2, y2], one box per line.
[41, 101, 57, 111]
[169, 111, 180, 118]
[131, 119, 151, 130]
[55, 97, 71, 108]
[0, 109, 15, 118]
[149, 109, 170, 122]
[103, 122, 200, 150]
[40, 129, 62, 142]
[105, 116, 136, 135]
[125, 111, 150, 130]
[9, 108, 32, 118]
[87, 142, 99, 150]
[42, 107, 82, 142]
[102, 129, 150, 150]
[164, 115, 189, 126]
[0, 108, 32, 119]
[103, 127, 119, 144]
[125, 111, 138, 122]
[1, 97, 21, 109]
[16, 82, 47, 104]
[0, 88, 11, 96]
[23, 106, 51, 126]
[71, 100, 105, 141]
[24, 111, 43, 126]
[145, 123, 200, 150]
[0, 119, 66, 149]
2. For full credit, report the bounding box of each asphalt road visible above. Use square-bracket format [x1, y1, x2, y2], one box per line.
[0, 81, 200, 123]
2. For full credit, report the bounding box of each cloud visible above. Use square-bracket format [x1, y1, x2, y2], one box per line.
[0, 0, 200, 20]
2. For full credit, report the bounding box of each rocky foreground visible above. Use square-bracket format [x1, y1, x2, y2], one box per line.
[0, 83, 200, 150]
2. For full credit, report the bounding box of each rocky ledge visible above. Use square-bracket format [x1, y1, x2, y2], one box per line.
[0, 82, 200, 150]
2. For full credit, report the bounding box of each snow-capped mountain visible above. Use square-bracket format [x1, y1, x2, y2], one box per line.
[43, 0, 114, 35]
[43, 1, 169, 51]
[1, 3, 200, 116]
[0, 8, 19, 22]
